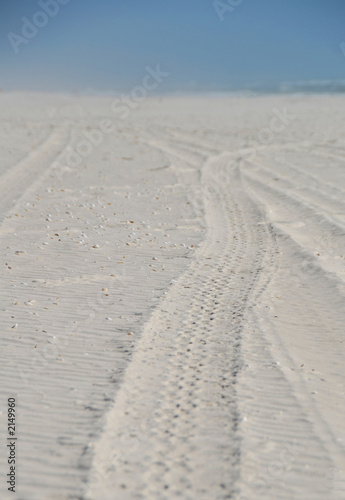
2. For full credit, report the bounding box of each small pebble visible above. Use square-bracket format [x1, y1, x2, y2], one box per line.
[24, 300, 36, 306]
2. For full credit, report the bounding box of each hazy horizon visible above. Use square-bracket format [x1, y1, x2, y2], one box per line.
[1, 0, 345, 93]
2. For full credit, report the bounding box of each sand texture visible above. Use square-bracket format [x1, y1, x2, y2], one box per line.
[1, 93, 345, 499]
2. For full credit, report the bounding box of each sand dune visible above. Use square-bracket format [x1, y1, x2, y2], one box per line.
[1, 93, 345, 499]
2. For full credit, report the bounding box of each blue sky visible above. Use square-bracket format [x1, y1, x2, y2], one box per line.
[1, 0, 345, 92]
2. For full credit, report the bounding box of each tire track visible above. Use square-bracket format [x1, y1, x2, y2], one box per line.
[86, 141, 344, 499]
[241, 165, 345, 284]
[235, 171, 344, 500]
[245, 155, 345, 213]
[0, 125, 71, 225]
[86, 152, 280, 499]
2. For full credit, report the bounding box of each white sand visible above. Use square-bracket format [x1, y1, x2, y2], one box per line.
[1, 93, 345, 499]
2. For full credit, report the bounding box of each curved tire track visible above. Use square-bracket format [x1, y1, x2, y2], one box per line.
[86, 152, 278, 500]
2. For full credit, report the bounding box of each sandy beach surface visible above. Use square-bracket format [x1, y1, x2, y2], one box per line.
[1, 92, 345, 499]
